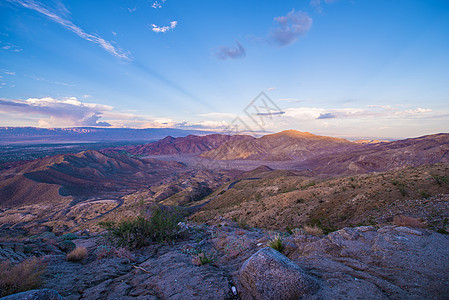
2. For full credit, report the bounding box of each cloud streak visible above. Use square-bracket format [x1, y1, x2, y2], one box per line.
[269, 10, 312, 46]
[0, 97, 113, 127]
[214, 41, 246, 60]
[151, 21, 177, 33]
[9, 0, 131, 60]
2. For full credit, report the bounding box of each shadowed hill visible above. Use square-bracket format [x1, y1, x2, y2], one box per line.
[0, 150, 186, 207]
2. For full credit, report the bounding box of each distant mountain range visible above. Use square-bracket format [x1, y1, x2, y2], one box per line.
[102, 129, 449, 175]
[101, 134, 253, 156]
[0, 127, 216, 144]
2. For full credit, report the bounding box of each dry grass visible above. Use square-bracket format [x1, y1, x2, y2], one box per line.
[393, 215, 427, 228]
[66, 247, 88, 262]
[267, 234, 284, 252]
[0, 257, 46, 297]
[303, 225, 324, 237]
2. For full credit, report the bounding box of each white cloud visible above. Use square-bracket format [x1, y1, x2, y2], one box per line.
[214, 41, 246, 60]
[151, 0, 166, 9]
[269, 10, 312, 46]
[10, 0, 131, 60]
[3, 70, 16, 76]
[0, 97, 113, 127]
[151, 21, 178, 33]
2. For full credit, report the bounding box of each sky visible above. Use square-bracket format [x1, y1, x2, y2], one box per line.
[1, 0, 449, 139]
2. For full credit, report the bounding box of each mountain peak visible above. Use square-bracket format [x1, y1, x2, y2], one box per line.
[264, 130, 317, 139]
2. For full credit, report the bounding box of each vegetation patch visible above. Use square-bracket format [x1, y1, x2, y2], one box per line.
[267, 234, 284, 252]
[67, 247, 88, 262]
[0, 257, 46, 297]
[100, 206, 184, 249]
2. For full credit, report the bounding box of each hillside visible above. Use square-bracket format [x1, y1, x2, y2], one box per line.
[297, 133, 449, 176]
[200, 130, 356, 161]
[192, 162, 449, 233]
[101, 134, 253, 156]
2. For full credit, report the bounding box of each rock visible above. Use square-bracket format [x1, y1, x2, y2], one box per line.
[0, 289, 62, 300]
[238, 247, 318, 299]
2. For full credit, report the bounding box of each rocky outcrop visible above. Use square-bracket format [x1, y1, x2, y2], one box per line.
[0, 289, 62, 300]
[289, 225, 449, 299]
[2, 224, 448, 299]
[239, 247, 318, 299]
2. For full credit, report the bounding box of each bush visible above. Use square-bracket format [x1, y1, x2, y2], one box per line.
[66, 247, 88, 262]
[95, 245, 135, 261]
[0, 257, 46, 297]
[61, 233, 78, 240]
[303, 225, 324, 237]
[58, 240, 76, 253]
[100, 206, 184, 249]
[192, 252, 213, 266]
[393, 215, 426, 228]
[267, 234, 284, 253]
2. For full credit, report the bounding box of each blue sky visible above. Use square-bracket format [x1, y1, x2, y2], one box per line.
[1, 0, 448, 139]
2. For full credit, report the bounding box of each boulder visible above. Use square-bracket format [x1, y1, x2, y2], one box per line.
[0, 289, 62, 300]
[239, 247, 318, 299]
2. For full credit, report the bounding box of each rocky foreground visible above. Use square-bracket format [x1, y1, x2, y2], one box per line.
[1, 221, 449, 299]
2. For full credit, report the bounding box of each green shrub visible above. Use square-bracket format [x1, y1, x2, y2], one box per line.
[431, 175, 449, 185]
[267, 234, 284, 253]
[0, 257, 46, 297]
[100, 206, 184, 249]
[61, 233, 78, 240]
[58, 240, 76, 253]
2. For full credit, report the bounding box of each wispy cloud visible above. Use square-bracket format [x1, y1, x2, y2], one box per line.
[269, 10, 312, 46]
[214, 41, 246, 60]
[283, 105, 435, 121]
[9, 0, 131, 60]
[151, 21, 178, 33]
[25, 74, 74, 86]
[2, 70, 16, 76]
[151, 0, 166, 9]
[128, 7, 137, 13]
[278, 98, 304, 103]
[310, 0, 339, 13]
[0, 97, 112, 127]
[0, 41, 22, 52]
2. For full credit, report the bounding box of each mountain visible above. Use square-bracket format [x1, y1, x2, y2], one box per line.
[297, 133, 449, 175]
[101, 134, 254, 156]
[0, 150, 186, 208]
[200, 130, 356, 161]
[0, 127, 216, 144]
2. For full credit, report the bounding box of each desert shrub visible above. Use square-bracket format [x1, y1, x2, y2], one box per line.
[66, 247, 88, 262]
[0, 257, 46, 297]
[61, 233, 78, 240]
[267, 234, 284, 252]
[100, 206, 183, 249]
[398, 183, 408, 196]
[393, 215, 426, 228]
[303, 225, 324, 237]
[420, 191, 431, 199]
[58, 240, 76, 253]
[431, 174, 449, 185]
[192, 252, 213, 266]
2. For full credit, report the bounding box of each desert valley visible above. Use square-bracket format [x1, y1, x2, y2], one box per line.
[0, 129, 448, 299]
[2, 0, 449, 299]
